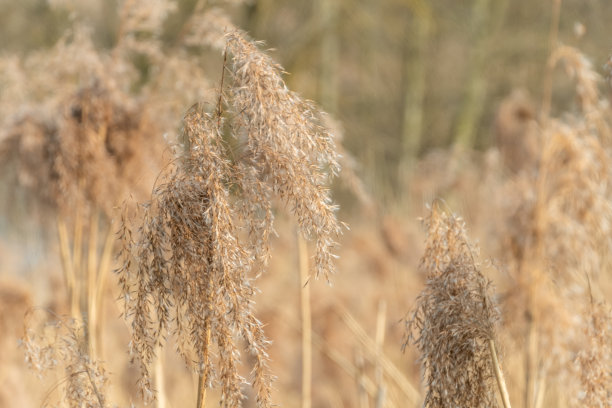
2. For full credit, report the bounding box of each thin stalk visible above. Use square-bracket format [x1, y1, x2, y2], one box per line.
[197, 261, 214, 408]
[525, 317, 538, 408]
[298, 233, 312, 408]
[73, 204, 84, 319]
[94, 219, 115, 360]
[338, 308, 421, 405]
[57, 217, 79, 319]
[196, 327, 211, 408]
[399, 7, 431, 194]
[488, 339, 512, 408]
[155, 347, 167, 408]
[87, 210, 99, 357]
[374, 300, 387, 408]
[355, 349, 369, 408]
[533, 368, 546, 408]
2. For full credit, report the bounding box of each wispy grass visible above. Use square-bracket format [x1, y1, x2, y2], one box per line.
[118, 29, 342, 406]
[405, 203, 510, 408]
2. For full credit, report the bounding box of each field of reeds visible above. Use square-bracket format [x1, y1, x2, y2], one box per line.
[0, 1, 611, 407]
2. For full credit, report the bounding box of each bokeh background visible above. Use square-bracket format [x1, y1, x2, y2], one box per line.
[1, 1, 611, 407]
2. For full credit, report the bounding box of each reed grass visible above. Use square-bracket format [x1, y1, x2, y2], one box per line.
[118, 28, 342, 407]
[404, 202, 510, 408]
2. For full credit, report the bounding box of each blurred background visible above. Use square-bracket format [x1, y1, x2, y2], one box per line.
[3, 0, 612, 204]
[1, 0, 611, 407]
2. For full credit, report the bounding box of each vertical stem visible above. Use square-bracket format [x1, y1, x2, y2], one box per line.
[197, 261, 214, 408]
[374, 300, 386, 408]
[196, 327, 211, 408]
[399, 8, 431, 194]
[57, 217, 78, 319]
[155, 347, 167, 408]
[87, 210, 99, 357]
[533, 370, 546, 408]
[94, 220, 115, 361]
[453, 0, 491, 150]
[525, 315, 538, 408]
[355, 349, 369, 408]
[298, 233, 312, 408]
[73, 204, 84, 319]
[488, 339, 512, 408]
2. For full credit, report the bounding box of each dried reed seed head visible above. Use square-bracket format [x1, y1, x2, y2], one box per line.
[119, 30, 343, 406]
[21, 313, 109, 408]
[0, 82, 164, 219]
[550, 45, 611, 141]
[573, 301, 612, 407]
[406, 204, 501, 408]
[495, 43, 612, 404]
[551, 45, 601, 114]
[226, 30, 342, 280]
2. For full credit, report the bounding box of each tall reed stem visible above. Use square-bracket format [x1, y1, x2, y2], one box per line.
[155, 347, 167, 408]
[488, 339, 512, 408]
[57, 217, 78, 319]
[87, 211, 99, 356]
[298, 233, 312, 408]
[197, 328, 210, 408]
[374, 300, 386, 408]
[93, 221, 114, 360]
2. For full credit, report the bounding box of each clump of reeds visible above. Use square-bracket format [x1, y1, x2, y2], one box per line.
[21, 311, 109, 408]
[118, 28, 342, 407]
[404, 203, 510, 408]
[496, 44, 612, 407]
[0, 0, 176, 363]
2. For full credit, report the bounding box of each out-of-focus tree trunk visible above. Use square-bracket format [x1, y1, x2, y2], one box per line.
[399, 1, 432, 194]
[317, 0, 340, 114]
[245, 0, 274, 40]
[453, 0, 492, 150]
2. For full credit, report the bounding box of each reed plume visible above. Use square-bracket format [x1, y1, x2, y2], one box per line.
[118, 29, 342, 406]
[405, 203, 510, 408]
[21, 311, 109, 408]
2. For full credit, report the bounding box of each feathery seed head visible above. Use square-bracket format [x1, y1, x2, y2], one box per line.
[119, 29, 342, 406]
[405, 203, 502, 408]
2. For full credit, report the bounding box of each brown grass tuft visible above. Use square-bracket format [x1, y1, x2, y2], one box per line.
[404, 203, 506, 408]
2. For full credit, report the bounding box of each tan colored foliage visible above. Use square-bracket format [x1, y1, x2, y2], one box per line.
[405, 204, 502, 408]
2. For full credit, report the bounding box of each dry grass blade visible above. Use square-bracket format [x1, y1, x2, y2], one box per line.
[336, 306, 421, 405]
